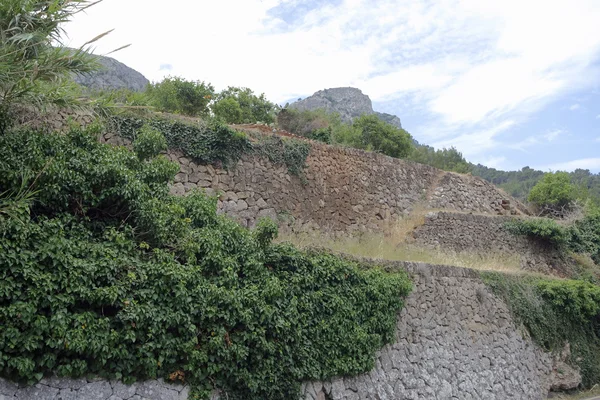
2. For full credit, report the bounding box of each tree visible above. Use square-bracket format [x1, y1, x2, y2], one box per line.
[0, 0, 103, 133]
[212, 86, 278, 124]
[147, 76, 214, 117]
[528, 171, 577, 216]
[347, 115, 414, 158]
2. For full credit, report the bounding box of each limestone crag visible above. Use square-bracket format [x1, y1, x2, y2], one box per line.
[73, 54, 149, 92]
[289, 87, 402, 128]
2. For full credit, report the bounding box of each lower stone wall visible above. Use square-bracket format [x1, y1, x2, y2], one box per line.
[0, 377, 192, 400]
[2, 263, 563, 400]
[301, 262, 553, 400]
[412, 212, 570, 275]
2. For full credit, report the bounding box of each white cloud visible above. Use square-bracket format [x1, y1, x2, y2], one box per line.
[430, 120, 516, 158]
[569, 103, 581, 111]
[544, 129, 565, 141]
[539, 158, 600, 172]
[480, 156, 507, 169]
[596, 114, 600, 119]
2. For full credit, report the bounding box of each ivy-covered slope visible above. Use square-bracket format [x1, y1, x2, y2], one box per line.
[0, 124, 411, 400]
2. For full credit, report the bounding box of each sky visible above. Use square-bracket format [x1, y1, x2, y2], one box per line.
[64, 0, 600, 173]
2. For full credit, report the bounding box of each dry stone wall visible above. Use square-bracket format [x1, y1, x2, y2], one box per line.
[1, 263, 559, 400]
[300, 262, 554, 400]
[100, 129, 528, 235]
[0, 376, 194, 400]
[412, 212, 571, 274]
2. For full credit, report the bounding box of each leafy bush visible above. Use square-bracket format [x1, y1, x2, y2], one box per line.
[212, 87, 278, 124]
[408, 145, 473, 174]
[276, 108, 330, 137]
[568, 211, 600, 265]
[133, 125, 167, 160]
[528, 172, 577, 215]
[0, 125, 411, 399]
[147, 77, 215, 116]
[336, 115, 414, 158]
[482, 273, 600, 387]
[253, 135, 312, 177]
[110, 115, 251, 167]
[504, 217, 568, 245]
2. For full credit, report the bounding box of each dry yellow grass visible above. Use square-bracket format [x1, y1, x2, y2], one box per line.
[277, 230, 523, 274]
[552, 385, 600, 399]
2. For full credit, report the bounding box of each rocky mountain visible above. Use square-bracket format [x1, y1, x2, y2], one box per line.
[73, 54, 149, 92]
[289, 87, 402, 129]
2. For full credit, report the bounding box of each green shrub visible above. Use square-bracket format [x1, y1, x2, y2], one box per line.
[253, 135, 311, 177]
[528, 172, 577, 214]
[133, 125, 167, 160]
[211, 97, 244, 124]
[407, 145, 472, 174]
[276, 108, 330, 137]
[309, 127, 332, 144]
[110, 115, 251, 167]
[147, 77, 214, 116]
[212, 87, 278, 124]
[482, 273, 600, 387]
[504, 217, 568, 245]
[0, 125, 411, 399]
[568, 211, 600, 265]
[335, 115, 414, 158]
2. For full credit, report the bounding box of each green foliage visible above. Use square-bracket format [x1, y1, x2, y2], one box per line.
[569, 210, 600, 265]
[253, 135, 311, 177]
[504, 217, 568, 246]
[408, 145, 473, 174]
[309, 127, 332, 144]
[212, 97, 243, 124]
[528, 172, 577, 212]
[277, 108, 330, 137]
[473, 166, 600, 206]
[133, 125, 167, 160]
[482, 273, 600, 387]
[335, 115, 414, 158]
[110, 115, 251, 167]
[212, 87, 278, 124]
[0, 125, 411, 399]
[0, 0, 102, 132]
[147, 77, 214, 117]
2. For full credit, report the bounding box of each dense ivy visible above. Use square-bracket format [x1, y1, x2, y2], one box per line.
[110, 115, 251, 168]
[482, 273, 600, 387]
[0, 126, 411, 399]
[504, 217, 568, 246]
[252, 135, 312, 177]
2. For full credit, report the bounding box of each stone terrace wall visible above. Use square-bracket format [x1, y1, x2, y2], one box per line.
[429, 173, 529, 216]
[302, 262, 554, 400]
[101, 129, 529, 234]
[412, 212, 570, 274]
[2, 263, 560, 400]
[0, 376, 194, 400]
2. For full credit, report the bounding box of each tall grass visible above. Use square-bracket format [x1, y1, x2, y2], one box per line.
[277, 230, 522, 273]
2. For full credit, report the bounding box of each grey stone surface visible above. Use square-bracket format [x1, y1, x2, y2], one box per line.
[289, 87, 402, 128]
[0, 377, 192, 400]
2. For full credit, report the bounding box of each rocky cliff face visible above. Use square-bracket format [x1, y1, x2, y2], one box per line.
[73, 54, 149, 92]
[289, 87, 402, 128]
